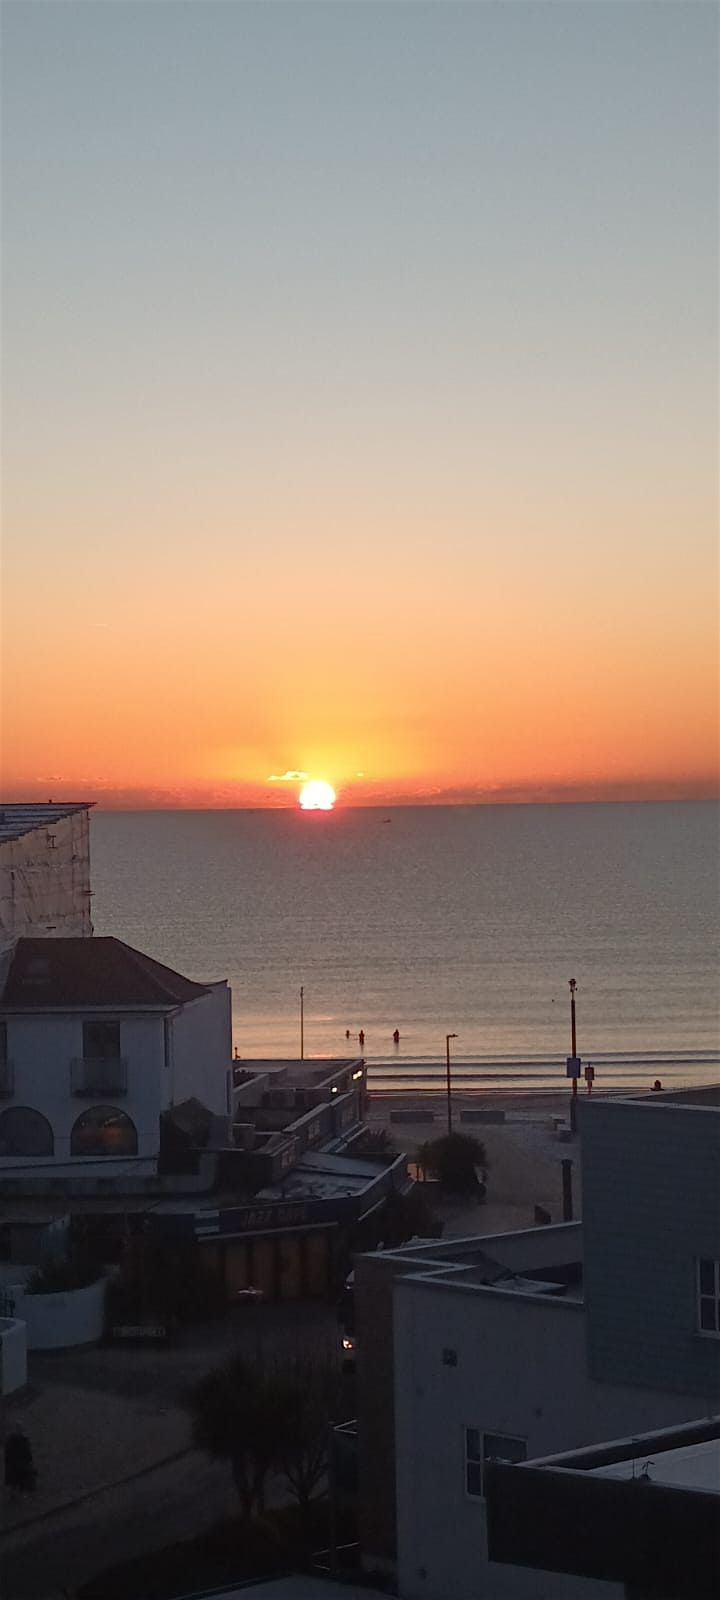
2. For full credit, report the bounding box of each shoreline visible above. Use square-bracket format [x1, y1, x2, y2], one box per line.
[367, 1085, 632, 1112]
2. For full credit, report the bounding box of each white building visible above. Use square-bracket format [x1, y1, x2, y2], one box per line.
[352, 1086, 720, 1599]
[0, 803, 94, 945]
[0, 936, 232, 1172]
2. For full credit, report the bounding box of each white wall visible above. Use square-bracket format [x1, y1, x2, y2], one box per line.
[394, 1277, 716, 1600]
[0, 985, 233, 1169]
[6, 1277, 106, 1349]
[0, 810, 92, 943]
[0, 1317, 27, 1392]
[0, 1012, 163, 1163]
[165, 983, 232, 1115]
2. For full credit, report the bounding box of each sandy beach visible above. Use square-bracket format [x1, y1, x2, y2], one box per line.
[367, 1088, 584, 1236]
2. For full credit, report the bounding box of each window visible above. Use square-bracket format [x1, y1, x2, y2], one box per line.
[464, 1428, 526, 1498]
[0, 1022, 6, 1062]
[83, 1020, 121, 1060]
[697, 1259, 720, 1335]
[0, 1106, 54, 1157]
[71, 1106, 138, 1157]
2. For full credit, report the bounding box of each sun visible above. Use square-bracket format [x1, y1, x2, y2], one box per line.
[299, 780, 336, 811]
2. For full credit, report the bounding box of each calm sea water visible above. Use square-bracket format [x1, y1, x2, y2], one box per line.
[91, 802, 720, 1094]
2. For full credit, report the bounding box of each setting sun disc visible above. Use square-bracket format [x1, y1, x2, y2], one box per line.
[299, 780, 336, 811]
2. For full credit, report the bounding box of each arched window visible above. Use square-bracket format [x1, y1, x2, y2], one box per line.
[71, 1106, 138, 1158]
[0, 1106, 54, 1157]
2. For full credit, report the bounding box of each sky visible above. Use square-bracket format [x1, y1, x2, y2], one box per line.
[1, 0, 718, 810]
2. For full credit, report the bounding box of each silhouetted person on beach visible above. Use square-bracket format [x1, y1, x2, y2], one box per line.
[393, 1028, 400, 1045]
[358, 1030, 365, 1048]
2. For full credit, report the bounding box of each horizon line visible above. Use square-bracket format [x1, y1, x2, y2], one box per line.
[3, 792, 717, 814]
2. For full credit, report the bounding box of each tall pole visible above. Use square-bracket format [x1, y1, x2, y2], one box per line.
[569, 978, 578, 1134]
[445, 1033, 458, 1138]
[300, 986, 304, 1061]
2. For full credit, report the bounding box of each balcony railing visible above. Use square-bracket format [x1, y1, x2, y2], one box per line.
[70, 1057, 128, 1096]
[0, 1059, 15, 1097]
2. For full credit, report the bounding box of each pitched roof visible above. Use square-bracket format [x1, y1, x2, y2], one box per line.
[0, 803, 94, 845]
[0, 937, 212, 1010]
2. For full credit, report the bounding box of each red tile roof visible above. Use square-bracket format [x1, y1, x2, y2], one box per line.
[0, 937, 212, 1009]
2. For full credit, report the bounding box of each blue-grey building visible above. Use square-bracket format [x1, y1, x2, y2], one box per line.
[581, 1086, 720, 1399]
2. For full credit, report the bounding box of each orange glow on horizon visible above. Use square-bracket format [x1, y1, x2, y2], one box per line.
[2, 493, 717, 810]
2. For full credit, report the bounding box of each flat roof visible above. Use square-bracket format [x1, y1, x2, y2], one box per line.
[583, 1084, 720, 1112]
[0, 802, 93, 844]
[257, 1150, 389, 1203]
[592, 1438, 720, 1494]
[236, 1058, 362, 1083]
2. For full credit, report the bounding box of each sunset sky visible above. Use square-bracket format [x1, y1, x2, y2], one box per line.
[1, 0, 717, 809]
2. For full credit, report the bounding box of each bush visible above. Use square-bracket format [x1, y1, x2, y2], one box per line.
[415, 1133, 487, 1196]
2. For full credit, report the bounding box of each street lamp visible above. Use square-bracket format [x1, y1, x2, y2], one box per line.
[445, 1034, 458, 1137]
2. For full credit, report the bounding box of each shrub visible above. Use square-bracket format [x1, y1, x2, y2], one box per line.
[415, 1133, 487, 1195]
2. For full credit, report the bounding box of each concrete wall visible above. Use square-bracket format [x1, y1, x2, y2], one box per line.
[0, 810, 92, 943]
[167, 984, 232, 1116]
[581, 1098, 720, 1398]
[393, 1275, 717, 1600]
[0, 1317, 27, 1392]
[0, 1012, 164, 1163]
[6, 1277, 106, 1349]
[355, 1225, 582, 1571]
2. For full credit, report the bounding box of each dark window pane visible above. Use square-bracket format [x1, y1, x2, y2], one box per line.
[466, 1462, 483, 1497]
[0, 1106, 53, 1156]
[699, 1298, 718, 1332]
[83, 1021, 120, 1060]
[465, 1428, 481, 1461]
[698, 1260, 716, 1297]
[0, 1021, 7, 1062]
[71, 1106, 137, 1157]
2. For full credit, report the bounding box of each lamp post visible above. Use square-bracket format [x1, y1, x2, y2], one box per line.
[300, 986, 304, 1061]
[445, 1033, 458, 1137]
[568, 978, 579, 1134]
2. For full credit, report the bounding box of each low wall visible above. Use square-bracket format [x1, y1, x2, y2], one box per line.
[0, 1317, 27, 1393]
[5, 1277, 106, 1350]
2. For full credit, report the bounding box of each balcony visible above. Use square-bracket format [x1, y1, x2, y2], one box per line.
[70, 1057, 128, 1096]
[0, 1059, 15, 1097]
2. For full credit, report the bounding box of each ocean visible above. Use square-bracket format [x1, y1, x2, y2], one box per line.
[91, 801, 720, 1095]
